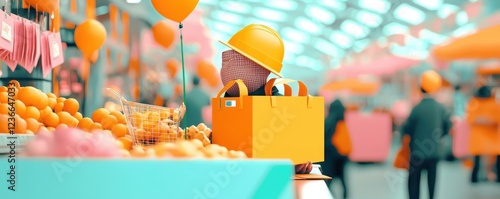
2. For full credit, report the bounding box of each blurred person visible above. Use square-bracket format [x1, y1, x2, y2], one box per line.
[402, 74, 452, 199]
[184, 76, 210, 127]
[453, 85, 468, 118]
[466, 85, 500, 183]
[321, 99, 349, 199]
[220, 49, 313, 174]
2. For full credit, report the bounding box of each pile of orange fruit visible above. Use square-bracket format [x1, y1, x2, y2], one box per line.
[0, 81, 133, 150]
[124, 139, 247, 159]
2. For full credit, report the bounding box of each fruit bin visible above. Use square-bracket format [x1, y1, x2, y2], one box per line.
[108, 88, 185, 146]
[1, 158, 295, 199]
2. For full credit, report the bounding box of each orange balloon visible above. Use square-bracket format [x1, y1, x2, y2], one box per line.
[420, 70, 442, 93]
[151, 0, 199, 23]
[197, 60, 217, 79]
[166, 59, 179, 78]
[152, 21, 176, 49]
[74, 19, 107, 59]
[24, 0, 59, 13]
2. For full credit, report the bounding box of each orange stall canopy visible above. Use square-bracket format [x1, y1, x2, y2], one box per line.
[320, 78, 381, 96]
[434, 25, 500, 61]
[476, 65, 500, 75]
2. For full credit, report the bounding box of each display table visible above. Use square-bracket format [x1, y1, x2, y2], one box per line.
[0, 158, 295, 199]
[295, 165, 334, 199]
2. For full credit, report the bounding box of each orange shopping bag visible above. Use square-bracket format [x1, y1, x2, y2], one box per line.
[331, 121, 352, 156]
[212, 79, 324, 164]
[393, 135, 410, 170]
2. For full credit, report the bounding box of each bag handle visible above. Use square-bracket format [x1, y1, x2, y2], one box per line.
[217, 79, 249, 98]
[215, 79, 248, 110]
[265, 78, 308, 96]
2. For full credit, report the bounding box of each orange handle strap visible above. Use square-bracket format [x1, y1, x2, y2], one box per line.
[216, 79, 248, 110]
[265, 78, 308, 96]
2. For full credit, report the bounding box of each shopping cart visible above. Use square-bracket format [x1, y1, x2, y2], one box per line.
[107, 88, 186, 146]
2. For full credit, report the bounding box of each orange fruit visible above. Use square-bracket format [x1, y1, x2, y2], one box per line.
[57, 112, 78, 127]
[15, 100, 26, 118]
[90, 123, 103, 132]
[17, 86, 39, 106]
[131, 112, 143, 127]
[134, 128, 146, 142]
[77, 117, 93, 130]
[73, 112, 83, 121]
[54, 103, 64, 113]
[143, 121, 158, 133]
[34, 90, 48, 110]
[0, 92, 8, 103]
[63, 98, 79, 115]
[47, 127, 56, 132]
[0, 103, 9, 115]
[40, 106, 52, 118]
[26, 118, 41, 132]
[47, 98, 57, 109]
[148, 112, 160, 122]
[101, 115, 118, 130]
[92, 108, 110, 123]
[117, 136, 133, 150]
[110, 111, 126, 124]
[25, 106, 41, 121]
[0, 86, 6, 92]
[37, 126, 49, 134]
[111, 123, 128, 138]
[47, 93, 57, 99]
[8, 80, 20, 89]
[57, 124, 69, 129]
[14, 117, 27, 134]
[0, 114, 8, 133]
[42, 112, 59, 127]
[56, 97, 66, 103]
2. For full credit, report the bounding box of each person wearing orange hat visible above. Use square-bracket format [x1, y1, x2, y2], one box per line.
[219, 24, 312, 174]
[466, 85, 500, 183]
[402, 70, 452, 199]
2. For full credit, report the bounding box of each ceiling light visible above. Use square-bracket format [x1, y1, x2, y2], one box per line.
[254, 7, 288, 22]
[220, 1, 252, 14]
[282, 27, 311, 43]
[340, 20, 369, 39]
[437, 4, 459, 18]
[294, 17, 322, 35]
[394, 3, 426, 25]
[383, 22, 409, 35]
[319, 0, 346, 11]
[305, 5, 336, 24]
[264, 1, 298, 10]
[127, 0, 141, 3]
[283, 39, 304, 54]
[413, 0, 443, 10]
[356, 10, 383, 28]
[211, 10, 244, 24]
[358, 0, 391, 14]
[456, 11, 469, 26]
[329, 31, 353, 49]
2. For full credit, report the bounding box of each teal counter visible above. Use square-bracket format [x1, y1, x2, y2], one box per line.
[0, 158, 295, 199]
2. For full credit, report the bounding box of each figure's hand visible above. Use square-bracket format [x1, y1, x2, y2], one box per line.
[179, 103, 186, 119]
[295, 161, 313, 174]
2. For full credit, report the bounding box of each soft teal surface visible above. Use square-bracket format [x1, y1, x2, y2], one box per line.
[1, 158, 294, 199]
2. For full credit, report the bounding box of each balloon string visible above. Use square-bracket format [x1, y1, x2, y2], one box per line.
[179, 22, 187, 140]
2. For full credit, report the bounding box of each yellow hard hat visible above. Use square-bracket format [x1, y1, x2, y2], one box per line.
[219, 24, 285, 78]
[420, 70, 442, 93]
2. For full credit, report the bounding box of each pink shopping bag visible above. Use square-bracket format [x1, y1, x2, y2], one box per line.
[345, 111, 392, 162]
[452, 118, 471, 158]
[0, 10, 14, 52]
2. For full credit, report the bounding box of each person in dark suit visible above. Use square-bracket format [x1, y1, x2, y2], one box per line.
[321, 99, 348, 199]
[403, 86, 452, 199]
[184, 76, 210, 127]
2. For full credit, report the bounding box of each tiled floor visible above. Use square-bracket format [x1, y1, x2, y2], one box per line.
[328, 161, 500, 199]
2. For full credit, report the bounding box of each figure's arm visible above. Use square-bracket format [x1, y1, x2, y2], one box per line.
[402, 108, 416, 137]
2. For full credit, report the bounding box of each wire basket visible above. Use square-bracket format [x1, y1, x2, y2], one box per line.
[107, 88, 185, 146]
